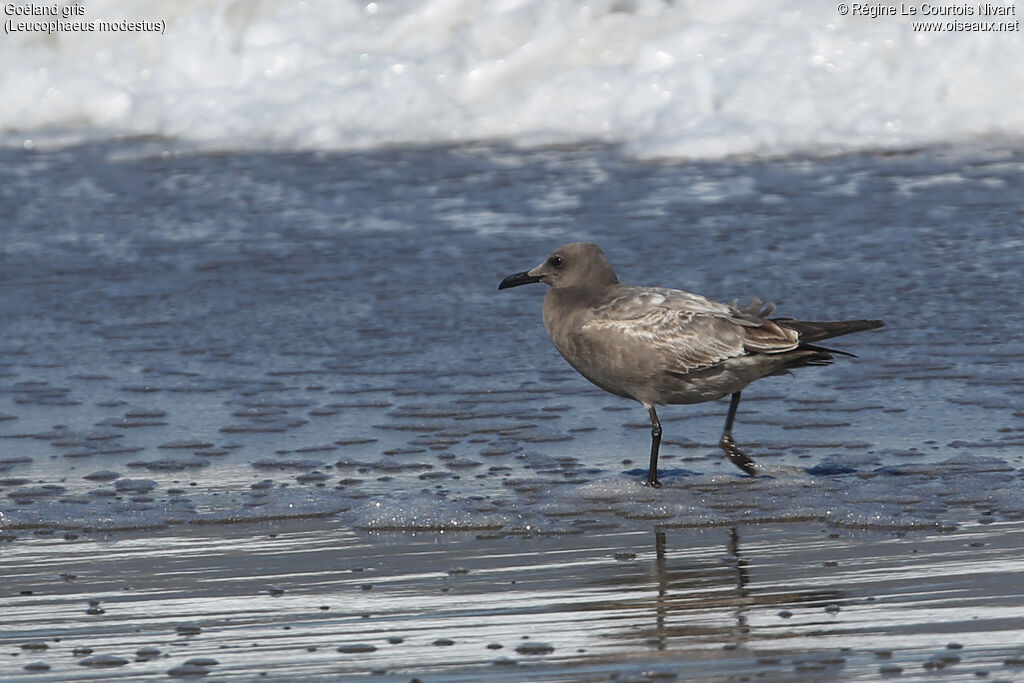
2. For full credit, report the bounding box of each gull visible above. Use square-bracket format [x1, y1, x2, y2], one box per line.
[498, 242, 883, 487]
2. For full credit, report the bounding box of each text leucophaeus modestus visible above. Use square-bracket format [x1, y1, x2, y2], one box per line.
[498, 242, 883, 487]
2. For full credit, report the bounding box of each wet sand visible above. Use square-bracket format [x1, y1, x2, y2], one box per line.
[4, 518, 1024, 680]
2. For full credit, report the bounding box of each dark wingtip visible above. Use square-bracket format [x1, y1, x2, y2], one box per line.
[774, 317, 885, 343]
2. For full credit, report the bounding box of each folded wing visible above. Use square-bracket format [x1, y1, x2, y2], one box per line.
[584, 287, 800, 373]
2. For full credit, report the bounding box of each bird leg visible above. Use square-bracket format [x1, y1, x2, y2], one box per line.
[646, 405, 662, 487]
[720, 391, 757, 476]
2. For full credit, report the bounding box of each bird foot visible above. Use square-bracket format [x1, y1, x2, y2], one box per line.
[643, 476, 662, 488]
[719, 434, 757, 476]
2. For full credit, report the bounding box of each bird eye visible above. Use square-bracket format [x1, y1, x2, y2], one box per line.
[549, 255, 565, 269]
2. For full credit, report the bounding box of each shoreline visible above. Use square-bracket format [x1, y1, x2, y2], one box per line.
[3, 517, 1024, 680]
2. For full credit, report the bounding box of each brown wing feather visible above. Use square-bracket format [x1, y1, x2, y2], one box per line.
[740, 317, 800, 353]
[581, 308, 747, 373]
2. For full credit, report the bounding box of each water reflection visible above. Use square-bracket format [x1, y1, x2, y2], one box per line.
[590, 527, 846, 652]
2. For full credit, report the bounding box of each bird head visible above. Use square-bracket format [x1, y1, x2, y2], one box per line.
[498, 242, 619, 291]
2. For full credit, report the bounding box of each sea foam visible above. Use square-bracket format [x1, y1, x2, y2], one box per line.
[1, 0, 1021, 158]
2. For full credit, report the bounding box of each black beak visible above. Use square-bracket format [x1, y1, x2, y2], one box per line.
[498, 270, 543, 290]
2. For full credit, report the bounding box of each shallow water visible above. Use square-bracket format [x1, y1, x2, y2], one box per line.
[1, 140, 1021, 535]
[1, 140, 1023, 679]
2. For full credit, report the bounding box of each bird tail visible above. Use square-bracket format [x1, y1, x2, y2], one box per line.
[759, 318, 882, 376]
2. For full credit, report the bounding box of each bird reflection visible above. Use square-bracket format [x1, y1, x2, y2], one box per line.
[649, 528, 752, 647]
[633, 527, 845, 649]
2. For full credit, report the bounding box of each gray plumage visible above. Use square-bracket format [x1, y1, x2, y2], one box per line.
[499, 242, 883, 486]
